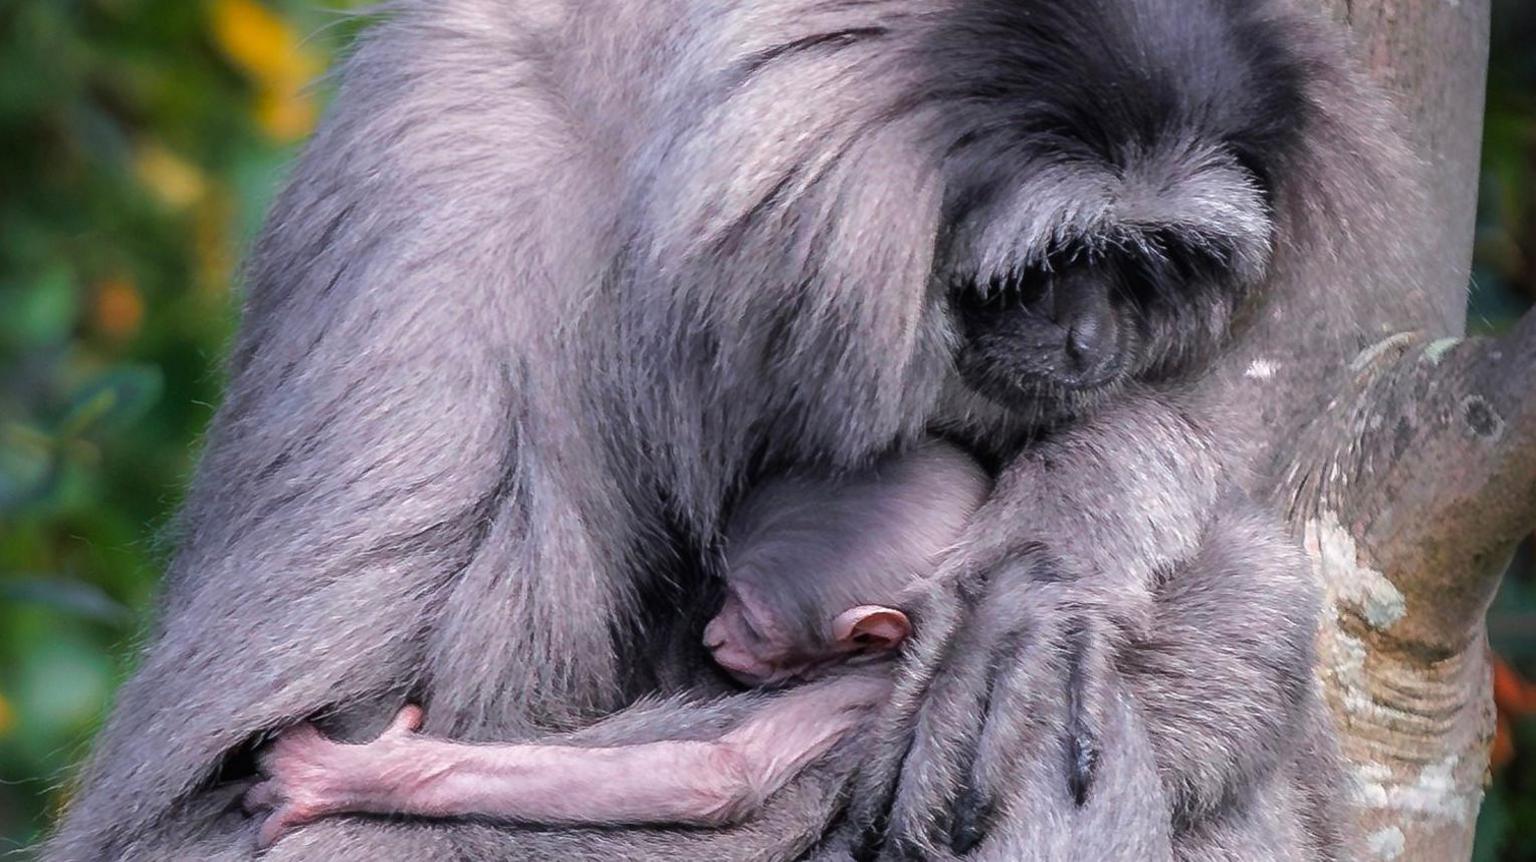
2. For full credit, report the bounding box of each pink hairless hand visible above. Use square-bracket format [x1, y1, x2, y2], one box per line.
[245, 705, 428, 848]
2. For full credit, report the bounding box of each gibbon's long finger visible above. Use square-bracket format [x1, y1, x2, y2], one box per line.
[242, 780, 281, 815]
[874, 640, 993, 859]
[256, 804, 318, 850]
[942, 560, 1122, 851]
[833, 558, 975, 854]
[387, 704, 425, 735]
[873, 554, 1063, 859]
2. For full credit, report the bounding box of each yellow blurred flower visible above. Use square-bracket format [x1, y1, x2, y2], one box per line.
[134, 142, 207, 209]
[0, 692, 14, 737]
[255, 87, 319, 143]
[208, 0, 323, 142]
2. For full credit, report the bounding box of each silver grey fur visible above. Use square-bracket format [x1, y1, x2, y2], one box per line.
[40, 0, 1426, 859]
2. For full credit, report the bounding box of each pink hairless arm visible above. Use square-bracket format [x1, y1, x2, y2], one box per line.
[245, 673, 890, 847]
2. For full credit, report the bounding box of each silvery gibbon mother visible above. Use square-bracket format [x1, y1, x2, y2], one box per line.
[44, 0, 1429, 859]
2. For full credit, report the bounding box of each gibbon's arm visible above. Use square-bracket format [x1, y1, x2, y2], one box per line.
[247, 675, 891, 846]
[44, 13, 640, 859]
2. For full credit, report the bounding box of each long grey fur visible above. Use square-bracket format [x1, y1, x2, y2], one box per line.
[40, 0, 1431, 860]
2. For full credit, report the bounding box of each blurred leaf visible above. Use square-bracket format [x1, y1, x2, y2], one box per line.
[0, 266, 78, 349]
[0, 577, 132, 626]
[1476, 784, 1510, 862]
[68, 101, 134, 179]
[0, 424, 56, 512]
[13, 633, 111, 736]
[58, 365, 164, 438]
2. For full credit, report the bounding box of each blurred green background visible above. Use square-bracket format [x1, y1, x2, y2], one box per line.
[0, 0, 1531, 856]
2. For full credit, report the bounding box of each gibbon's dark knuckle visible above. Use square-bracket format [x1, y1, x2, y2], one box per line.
[851, 823, 885, 862]
[885, 832, 933, 862]
[1460, 395, 1504, 441]
[946, 785, 993, 855]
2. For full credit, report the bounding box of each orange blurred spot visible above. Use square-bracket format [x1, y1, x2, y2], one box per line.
[93, 277, 144, 339]
[1492, 656, 1536, 771]
[208, 0, 322, 86]
[256, 87, 319, 143]
[0, 692, 13, 736]
[1494, 656, 1536, 714]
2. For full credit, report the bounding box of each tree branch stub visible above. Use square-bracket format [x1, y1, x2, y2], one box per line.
[1292, 311, 1536, 658]
[1280, 306, 1533, 861]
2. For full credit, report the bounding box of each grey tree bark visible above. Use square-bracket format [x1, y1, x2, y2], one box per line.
[1274, 2, 1517, 859]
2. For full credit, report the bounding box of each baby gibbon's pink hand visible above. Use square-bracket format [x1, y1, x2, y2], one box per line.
[244, 705, 425, 849]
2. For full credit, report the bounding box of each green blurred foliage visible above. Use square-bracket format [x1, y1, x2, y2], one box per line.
[0, 0, 1531, 855]
[1473, 2, 1536, 855]
[0, 0, 365, 846]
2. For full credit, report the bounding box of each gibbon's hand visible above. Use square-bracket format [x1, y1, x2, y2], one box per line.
[847, 541, 1122, 860]
[244, 706, 427, 849]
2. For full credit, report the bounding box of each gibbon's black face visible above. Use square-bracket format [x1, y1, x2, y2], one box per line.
[951, 240, 1256, 419]
[955, 260, 1132, 399]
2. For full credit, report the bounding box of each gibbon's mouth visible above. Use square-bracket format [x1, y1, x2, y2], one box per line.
[955, 354, 1129, 420]
[979, 373, 1126, 403]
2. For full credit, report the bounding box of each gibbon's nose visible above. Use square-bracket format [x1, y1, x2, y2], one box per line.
[1051, 273, 1118, 382]
[1066, 316, 1107, 363]
[702, 617, 728, 649]
[1064, 307, 1118, 374]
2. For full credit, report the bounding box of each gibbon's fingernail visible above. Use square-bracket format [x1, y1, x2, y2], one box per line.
[1065, 620, 1099, 806]
[1068, 730, 1100, 807]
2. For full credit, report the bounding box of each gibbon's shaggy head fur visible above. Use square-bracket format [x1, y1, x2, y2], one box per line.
[933, 2, 1311, 422]
[601, 0, 1406, 490]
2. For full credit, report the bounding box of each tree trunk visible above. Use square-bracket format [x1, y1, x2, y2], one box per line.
[1288, 2, 1511, 859]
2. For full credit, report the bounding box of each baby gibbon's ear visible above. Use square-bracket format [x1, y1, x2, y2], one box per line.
[831, 605, 911, 651]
